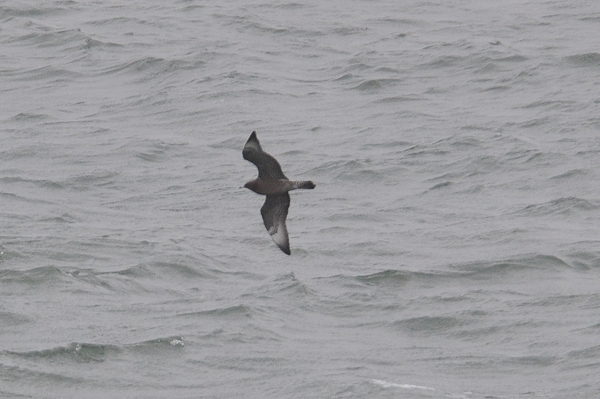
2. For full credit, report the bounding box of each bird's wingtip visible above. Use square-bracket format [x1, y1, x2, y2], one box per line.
[245, 131, 259, 147]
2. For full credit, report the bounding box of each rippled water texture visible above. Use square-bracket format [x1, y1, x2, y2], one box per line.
[1, 1, 600, 398]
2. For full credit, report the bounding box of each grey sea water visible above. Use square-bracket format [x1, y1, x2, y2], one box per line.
[2, 0, 600, 398]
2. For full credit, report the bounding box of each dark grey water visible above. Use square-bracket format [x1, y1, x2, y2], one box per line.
[2, 1, 600, 398]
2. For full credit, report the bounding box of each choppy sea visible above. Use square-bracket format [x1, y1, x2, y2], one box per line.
[2, 1, 600, 398]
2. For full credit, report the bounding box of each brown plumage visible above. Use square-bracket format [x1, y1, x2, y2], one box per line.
[242, 131, 315, 255]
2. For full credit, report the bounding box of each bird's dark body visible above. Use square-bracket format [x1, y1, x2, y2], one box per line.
[244, 178, 314, 196]
[242, 131, 315, 255]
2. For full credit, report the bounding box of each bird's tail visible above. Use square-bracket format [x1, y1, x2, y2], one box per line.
[293, 181, 316, 190]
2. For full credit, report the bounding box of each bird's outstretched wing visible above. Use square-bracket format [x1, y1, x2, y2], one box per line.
[260, 193, 291, 255]
[243, 131, 288, 180]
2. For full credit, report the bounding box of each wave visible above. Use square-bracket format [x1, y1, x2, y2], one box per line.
[566, 344, 600, 362]
[112, 255, 226, 280]
[6, 342, 121, 363]
[178, 304, 253, 319]
[307, 159, 387, 183]
[564, 52, 600, 68]
[243, 272, 315, 298]
[371, 379, 436, 392]
[449, 254, 582, 279]
[0, 258, 218, 296]
[517, 197, 599, 216]
[0, 190, 57, 205]
[62, 170, 120, 190]
[0, 311, 30, 326]
[127, 336, 185, 353]
[352, 79, 402, 92]
[354, 253, 593, 287]
[0, 364, 86, 386]
[356, 269, 418, 285]
[1, 3, 69, 18]
[0, 266, 68, 286]
[550, 168, 588, 180]
[6, 24, 87, 51]
[392, 315, 464, 333]
[97, 57, 199, 82]
[3, 112, 52, 122]
[4, 336, 184, 363]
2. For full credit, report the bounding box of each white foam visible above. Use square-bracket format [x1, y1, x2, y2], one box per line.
[371, 379, 436, 391]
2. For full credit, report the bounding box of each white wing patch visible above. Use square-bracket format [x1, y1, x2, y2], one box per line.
[269, 222, 288, 249]
[259, 193, 291, 254]
[244, 139, 261, 152]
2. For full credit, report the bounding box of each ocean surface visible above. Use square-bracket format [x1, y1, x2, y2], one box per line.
[2, 1, 600, 398]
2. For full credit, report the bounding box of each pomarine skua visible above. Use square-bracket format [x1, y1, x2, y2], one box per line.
[242, 131, 315, 255]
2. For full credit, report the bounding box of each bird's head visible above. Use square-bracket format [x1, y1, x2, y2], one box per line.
[243, 179, 259, 192]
